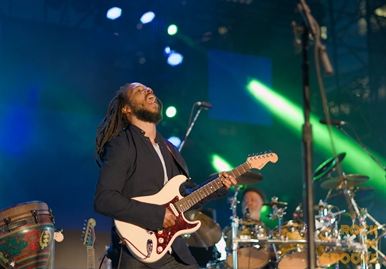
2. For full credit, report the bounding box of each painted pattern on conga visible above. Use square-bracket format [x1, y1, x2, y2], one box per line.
[0, 201, 55, 269]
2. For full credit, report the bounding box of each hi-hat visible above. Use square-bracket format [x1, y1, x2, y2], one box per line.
[237, 171, 263, 185]
[313, 203, 335, 210]
[320, 174, 369, 190]
[313, 153, 346, 182]
[183, 210, 222, 248]
[327, 186, 375, 200]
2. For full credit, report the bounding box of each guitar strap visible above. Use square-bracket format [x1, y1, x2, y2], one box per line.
[163, 140, 190, 180]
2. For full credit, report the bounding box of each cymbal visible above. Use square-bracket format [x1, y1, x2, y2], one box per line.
[313, 153, 346, 182]
[263, 201, 288, 207]
[320, 174, 369, 190]
[327, 186, 375, 200]
[183, 210, 222, 248]
[313, 204, 334, 210]
[237, 171, 263, 185]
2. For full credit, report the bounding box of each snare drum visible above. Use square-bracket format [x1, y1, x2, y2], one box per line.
[223, 219, 269, 268]
[270, 220, 307, 269]
[0, 201, 55, 269]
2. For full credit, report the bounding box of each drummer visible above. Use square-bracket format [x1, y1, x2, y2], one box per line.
[241, 187, 266, 221]
[242, 187, 277, 269]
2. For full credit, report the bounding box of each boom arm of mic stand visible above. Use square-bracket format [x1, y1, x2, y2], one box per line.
[298, 0, 333, 75]
[337, 125, 386, 171]
[179, 107, 203, 152]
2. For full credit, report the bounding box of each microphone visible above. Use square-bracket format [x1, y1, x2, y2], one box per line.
[319, 119, 349, 125]
[245, 207, 250, 219]
[197, 101, 213, 109]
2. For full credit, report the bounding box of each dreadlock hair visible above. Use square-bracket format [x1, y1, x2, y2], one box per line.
[94, 84, 130, 167]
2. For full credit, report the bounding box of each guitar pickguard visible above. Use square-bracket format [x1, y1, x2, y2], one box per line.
[153, 196, 198, 254]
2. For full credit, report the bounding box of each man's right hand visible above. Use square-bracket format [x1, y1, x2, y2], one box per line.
[163, 208, 176, 228]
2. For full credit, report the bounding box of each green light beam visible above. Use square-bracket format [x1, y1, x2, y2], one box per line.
[247, 79, 386, 193]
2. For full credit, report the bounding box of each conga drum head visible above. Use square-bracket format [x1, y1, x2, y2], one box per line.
[0, 201, 55, 269]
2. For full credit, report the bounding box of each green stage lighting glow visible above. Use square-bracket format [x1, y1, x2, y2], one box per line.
[167, 24, 178, 35]
[247, 79, 386, 192]
[165, 106, 177, 118]
[211, 154, 233, 172]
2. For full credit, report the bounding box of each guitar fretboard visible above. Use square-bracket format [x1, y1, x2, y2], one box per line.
[87, 247, 95, 269]
[174, 162, 250, 212]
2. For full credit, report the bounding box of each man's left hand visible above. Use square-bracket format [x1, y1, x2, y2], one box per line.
[219, 172, 237, 189]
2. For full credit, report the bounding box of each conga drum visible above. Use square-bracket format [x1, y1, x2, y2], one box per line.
[0, 201, 55, 269]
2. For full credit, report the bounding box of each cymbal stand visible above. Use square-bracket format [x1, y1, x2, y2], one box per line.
[268, 197, 287, 235]
[360, 208, 386, 268]
[229, 185, 241, 269]
[345, 188, 369, 269]
[268, 197, 287, 262]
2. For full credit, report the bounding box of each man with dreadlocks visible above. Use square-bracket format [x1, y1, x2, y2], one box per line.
[94, 82, 237, 269]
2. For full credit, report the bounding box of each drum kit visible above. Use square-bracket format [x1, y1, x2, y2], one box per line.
[184, 153, 386, 269]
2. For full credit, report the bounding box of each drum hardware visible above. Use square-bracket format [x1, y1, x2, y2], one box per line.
[266, 197, 287, 236]
[342, 185, 384, 269]
[320, 174, 369, 190]
[313, 152, 346, 182]
[49, 209, 55, 223]
[229, 185, 241, 269]
[292, 203, 303, 221]
[236, 171, 264, 185]
[0, 252, 15, 269]
[223, 185, 271, 269]
[327, 186, 375, 200]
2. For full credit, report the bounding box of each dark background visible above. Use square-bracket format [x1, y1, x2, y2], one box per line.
[1, 0, 385, 267]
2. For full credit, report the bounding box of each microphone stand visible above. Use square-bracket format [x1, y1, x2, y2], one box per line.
[179, 106, 204, 152]
[293, 0, 334, 267]
[337, 125, 386, 171]
[298, 20, 317, 269]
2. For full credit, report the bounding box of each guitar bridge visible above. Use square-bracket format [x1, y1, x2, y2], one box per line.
[146, 239, 153, 258]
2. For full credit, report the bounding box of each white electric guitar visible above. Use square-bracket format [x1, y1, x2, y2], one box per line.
[115, 152, 278, 263]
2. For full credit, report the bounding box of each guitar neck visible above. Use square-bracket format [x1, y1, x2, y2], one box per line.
[87, 246, 95, 269]
[175, 162, 250, 212]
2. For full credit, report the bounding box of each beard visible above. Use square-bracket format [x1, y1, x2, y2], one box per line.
[131, 103, 163, 124]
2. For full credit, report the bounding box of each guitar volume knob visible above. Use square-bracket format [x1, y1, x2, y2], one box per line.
[158, 238, 164, 243]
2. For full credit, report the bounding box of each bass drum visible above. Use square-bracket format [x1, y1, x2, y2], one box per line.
[0, 201, 55, 269]
[223, 219, 270, 269]
[270, 220, 307, 269]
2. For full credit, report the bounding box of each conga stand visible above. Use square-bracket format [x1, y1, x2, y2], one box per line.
[0, 253, 15, 269]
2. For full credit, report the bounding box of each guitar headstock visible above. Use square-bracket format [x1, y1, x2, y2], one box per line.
[247, 151, 278, 170]
[81, 218, 97, 247]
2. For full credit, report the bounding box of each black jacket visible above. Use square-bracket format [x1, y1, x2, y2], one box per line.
[94, 125, 228, 268]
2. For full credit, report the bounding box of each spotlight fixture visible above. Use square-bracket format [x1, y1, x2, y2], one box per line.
[140, 11, 155, 24]
[106, 7, 122, 20]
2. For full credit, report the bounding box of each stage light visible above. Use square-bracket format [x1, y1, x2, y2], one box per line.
[140, 11, 155, 24]
[167, 24, 178, 35]
[106, 7, 122, 20]
[246, 79, 386, 190]
[167, 51, 183, 66]
[375, 5, 386, 17]
[164, 46, 171, 55]
[168, 136, 182, 148]
[165, 106, 177, 118]
[211, 154, 232, 172]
